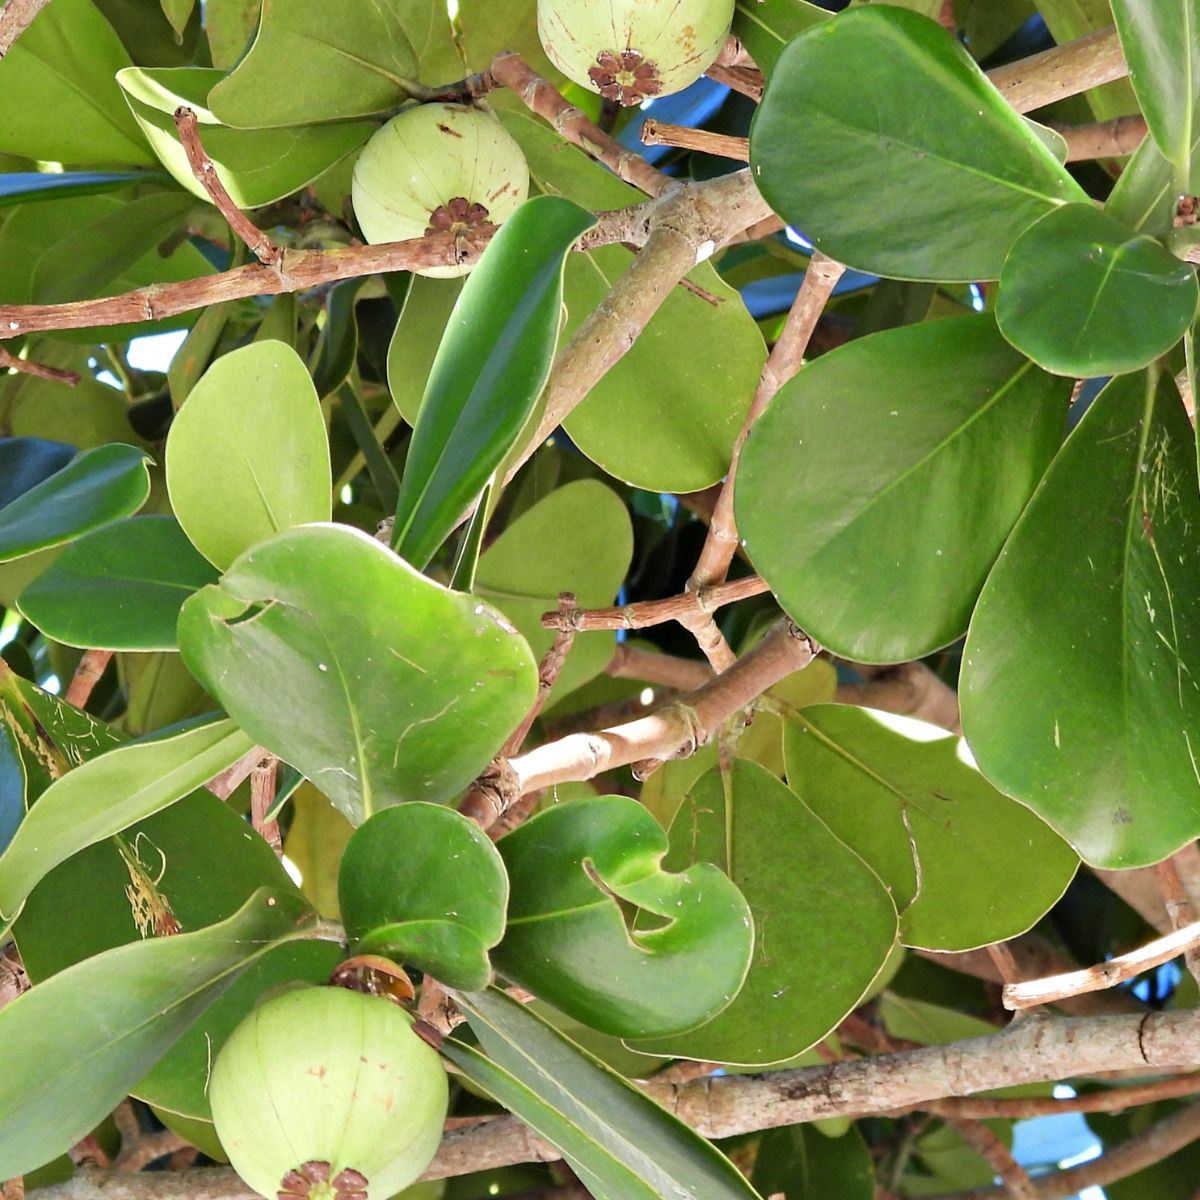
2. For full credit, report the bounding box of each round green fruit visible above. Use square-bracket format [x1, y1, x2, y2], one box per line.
[537, 0, 736, 106]
[209, 986, 448, 1200]
[351, 102, 530, 279]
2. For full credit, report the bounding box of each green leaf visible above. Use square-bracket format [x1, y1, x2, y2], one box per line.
[492, 795, 753, 1039]
[1105, 131, 1184, 238]
[782, 705, 1078, 949]
[339, 802, 507, 989]
[161, 0, 196, 37]
[0, 438, 75, 509]
[281, 785, 353, 919]
[501, 111, 766, 492]
[0, 886, 314, 1180]
[178, 523, 538, 823]
[205, 0, 261, 69]
[475, 480, 632, 702]
[736, 315, 1070, 663]
[997, 204, 1199, 377]
[168, 300, 234, 408]
[386, 274, 464, 425]
[732, 0, 828, 74]
[17, 515, 219, 650]
[118, 67, 375, 209]
[208, 0, 418, 127]
[630, 760, 897, 1066]
[450, 989, 765, 1200]
[0, 0, 151, 165]
[1110, 0, 1200, 187]
[166, 340, 331, 570]
[0, 171, 151, 207]
[0, 444, 151, 564]
[962, 370, 1200, 868]
[749, 6, 1087, 280]
[311, 280, 363, 399]
[391, 196, 595, 568]
[0, 716, 254, 922]
[752, 1124, 875, 1200]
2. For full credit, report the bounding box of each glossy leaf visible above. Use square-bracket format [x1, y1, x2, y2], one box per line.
[493, 795, 753, 1039]
[475, 480, 632, 702]
[0, 438, 75, 509]
[118, 67, 375, 209]
[632, 760, 897, 1065]
[339, 803, 508, 989]
[391, 196, 595, 568]
[1110, 0, 1200, 186]
[0, 444, 151, 564]
[178, 523, 537, 822]
[166, 340, 331, 570]
[501, 111, 765, 491]
[750, 6, 1086, 280]
[997, 204, 1199, 377]
[208, 0, 418, 128]
[17, 516, 218, 650]
[737, 316, 1070, 662]
[282, 785, 354, 919]
[386, 274, 464, 425]
[732, 0, 828, 74]
[0, 0, 151, 165]
[0, 171, 150, 206]
[0, 716, 254, 923]
[1105, 130, 1185, 237]
[782, 706, 1078, 949]
[0, 887, 314, 1180]
[962, 370, 1200, 868]
[450, 989, 765, 1200]
[752, 1124, 874, 1200]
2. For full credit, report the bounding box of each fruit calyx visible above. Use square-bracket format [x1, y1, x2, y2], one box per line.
[278, 1162, 367, 1200]
[425, 196, 495, 238]
[589, 49, 662, 106]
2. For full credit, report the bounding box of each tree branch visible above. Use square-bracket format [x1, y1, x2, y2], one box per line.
[64, 650, 113, 710]
[544, 576, 769, 632]
[942, 1116, 1037, 1200]
[641, 121, 749, 161]
[987, 26, 1127, 114]
[0, 345, 80, 385]
[0, 0, 50, 57]
[1053, 114, 1147, 160]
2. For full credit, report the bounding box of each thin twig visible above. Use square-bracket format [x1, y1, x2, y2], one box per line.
[641, 121, 749, 161]
[114, 1132, 190, 1173]
[206, 744, 269, 800]
[986, 942, 1025, 987]
[249, 754, 282, 856]
[704, 62, 763, 101]
[64, 650, 113, 709]
[1004, 919, 1200, 1010]
[943, 1116, 1037, 1200]
[604, 643, 714, 693]
[690, 252, 847, 592]
[173, 108, 285, 270]
[0, 345, 80, 385]
[489, 52, 672, 198]
[0, 0, 50, 57]
[506, 594, 578, 754]
[546, 576, 770, 632]
[1156, 854, 1200, 988]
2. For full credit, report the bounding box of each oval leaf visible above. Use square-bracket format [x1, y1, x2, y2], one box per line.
[962, 370, 1200, 868]
[339, 803, 508, 990]
[177, 523, 538, 823]
[208, 0, 418, 128]
[0, 716, 254, 921]
[167, 340, 331, 570]
[392, 195, 596, 568]
[630, 760, 898, 1066]
[492, 795, 753, 1039]
[737, 315, 1071, 663]
[782, 706, 1078, 949]
[0, 437, 76, 507]
[17, 515, 219, 650]
[118, 67, 375, 209]
[450, 988, 765, 1200]
[0, 443, 151, 564]
[0, 887, 313, 1181]
[749, 6, 1086, 280]
[997, 204, 1199, 377]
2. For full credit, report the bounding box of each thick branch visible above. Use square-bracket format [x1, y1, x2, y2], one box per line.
[604, 644, 714, 693]
[987, 26, 1127, 114]
[509, 620, 817, 797]
[641, 121, 749, 161]
[1054, 114, 1147, 160]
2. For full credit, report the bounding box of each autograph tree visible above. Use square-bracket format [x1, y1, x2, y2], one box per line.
[1, 1, 1200, 1199]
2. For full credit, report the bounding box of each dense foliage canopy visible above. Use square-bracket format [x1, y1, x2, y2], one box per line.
[1, 1, 1200, 1198]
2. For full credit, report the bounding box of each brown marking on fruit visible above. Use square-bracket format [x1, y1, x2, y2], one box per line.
[305, 1065, 328, 1080]
[589, 49, 663, 106]
[436, 123, 465, 139]
[277, 1162, 368, 1200]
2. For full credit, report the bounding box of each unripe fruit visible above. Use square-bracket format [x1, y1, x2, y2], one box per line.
[537, 0, 736, 106]
[209, 986, 448, 1200]
[351, 102, 530, 278]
